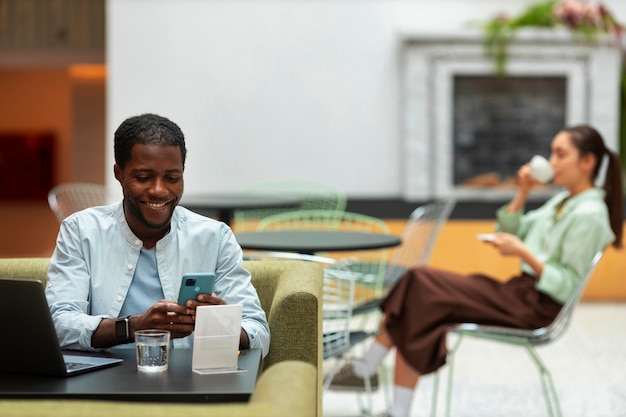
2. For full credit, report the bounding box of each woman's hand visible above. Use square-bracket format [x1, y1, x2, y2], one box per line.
[491, 232, 526, 257]
[507, 164, 541, 213]
[517, 163, 541, 192]
[487, 232, 544, 277]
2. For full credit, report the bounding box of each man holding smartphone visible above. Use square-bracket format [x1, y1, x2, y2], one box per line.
[45, 113, 270, 356]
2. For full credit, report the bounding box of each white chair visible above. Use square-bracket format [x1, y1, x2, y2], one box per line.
[47, 182, 110, 223]
[431, 251, 604, 417]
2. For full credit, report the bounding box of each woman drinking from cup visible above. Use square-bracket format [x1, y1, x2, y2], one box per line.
[329, 125, 624, 417]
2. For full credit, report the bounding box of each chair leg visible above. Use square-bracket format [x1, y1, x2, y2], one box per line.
[443, 335, 464, 417]
[524, 345, 563, 417]
[323, 358, 342, 392]
[431, 371, 440, 417]
[430, 334, 464, 417]
[340, 344, 373, 415]
[365, 360, 392, 415]
[324, 358, 376, 416]
[356, 383, 375, 417]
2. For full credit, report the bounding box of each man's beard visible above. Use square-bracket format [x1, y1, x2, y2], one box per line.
[124, 198, 175, 230]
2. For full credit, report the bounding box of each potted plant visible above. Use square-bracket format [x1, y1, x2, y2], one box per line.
[481, 1, 626, 167]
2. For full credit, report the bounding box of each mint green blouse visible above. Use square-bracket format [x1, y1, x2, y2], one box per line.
[496, 188, 614, 303]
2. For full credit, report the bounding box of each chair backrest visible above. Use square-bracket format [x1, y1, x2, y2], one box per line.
[48, 182, 110, 223]
[257, 210, 392, 300]
[542, 250, 604, 342]
[233, 179, 347, 231]
[383, 198, 456, 288]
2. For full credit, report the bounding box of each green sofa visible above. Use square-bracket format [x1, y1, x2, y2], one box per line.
[0, 258, 323, 417]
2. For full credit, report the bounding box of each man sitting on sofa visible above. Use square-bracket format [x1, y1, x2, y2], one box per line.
[45, 113, 269, 355]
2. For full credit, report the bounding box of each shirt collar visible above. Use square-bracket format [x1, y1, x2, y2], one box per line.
[557, 187, 605, 215]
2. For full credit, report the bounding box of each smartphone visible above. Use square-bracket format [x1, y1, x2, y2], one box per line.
[476, 233, 496, 242]
[177, 273, 216, 305]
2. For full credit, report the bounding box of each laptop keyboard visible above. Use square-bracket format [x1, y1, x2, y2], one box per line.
[65, 361, 93, 372]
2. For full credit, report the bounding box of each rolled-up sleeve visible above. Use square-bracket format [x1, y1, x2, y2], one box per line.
[46, 220, 107, 351]
[214, 226, 270, 357]
[495, 205, 523, 234]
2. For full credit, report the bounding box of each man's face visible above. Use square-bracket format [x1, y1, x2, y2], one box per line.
[114, 143, 184, 242]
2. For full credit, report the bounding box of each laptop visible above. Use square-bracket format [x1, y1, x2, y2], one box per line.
[0, 278, 123, 377]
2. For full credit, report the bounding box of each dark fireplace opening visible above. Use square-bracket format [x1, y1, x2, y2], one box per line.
[453, 75, 566, 189]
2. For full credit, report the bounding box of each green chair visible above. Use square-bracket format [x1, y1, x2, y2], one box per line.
[431, 251, 604, 417]
[233, 179, 347, 231]
[256, 209, 392, 306]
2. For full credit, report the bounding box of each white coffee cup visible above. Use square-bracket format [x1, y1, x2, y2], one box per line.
[529, 155, 554, 183]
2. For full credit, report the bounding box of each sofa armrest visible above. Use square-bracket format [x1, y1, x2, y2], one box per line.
[0, 257, 50, 285]
[245, 259, 324, 417]
[245, 260, 323, 370]
[249, 360, 317, 415]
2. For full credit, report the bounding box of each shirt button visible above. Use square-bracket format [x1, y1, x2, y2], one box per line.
[134, 240, 141, 246]
[127, 264, 133, 270]
[116, 295, 123, 302]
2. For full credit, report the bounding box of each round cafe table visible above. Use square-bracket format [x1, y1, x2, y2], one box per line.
[235, 230, 401, 255]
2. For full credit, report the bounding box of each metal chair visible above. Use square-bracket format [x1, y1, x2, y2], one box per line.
[351, 198, 456, 316]
[232, 179, 347, 231]
[382, 198, 456, 289]
[256, 210, 393, 414]
[244, 250, 377, 414]
[47, 182, 110, 223]
[256, 210, 392, 307]
[431, 251, 604, 417]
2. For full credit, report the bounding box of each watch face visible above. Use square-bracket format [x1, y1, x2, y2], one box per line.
[115, 317, 129, 340]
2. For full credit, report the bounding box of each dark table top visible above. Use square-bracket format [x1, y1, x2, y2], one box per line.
[181, 193, 300, 211]
[235, 230, 401, 254]
[0, 348, 262, 403]
[180, 193, 300, 225]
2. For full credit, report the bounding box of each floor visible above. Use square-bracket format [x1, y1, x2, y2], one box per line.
[323, 302, 626, 417]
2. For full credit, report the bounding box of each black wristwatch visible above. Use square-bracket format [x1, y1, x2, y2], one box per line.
[115, 316, 132, 343]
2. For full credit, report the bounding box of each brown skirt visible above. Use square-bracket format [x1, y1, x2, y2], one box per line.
[380, 265, 563, 375]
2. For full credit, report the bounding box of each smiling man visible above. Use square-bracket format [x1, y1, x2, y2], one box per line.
[45, 114, 269, 356]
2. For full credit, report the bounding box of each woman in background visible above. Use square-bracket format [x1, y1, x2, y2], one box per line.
[330, 125, 623, 417]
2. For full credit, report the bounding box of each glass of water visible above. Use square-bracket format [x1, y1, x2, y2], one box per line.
[135, 329, 170, 373]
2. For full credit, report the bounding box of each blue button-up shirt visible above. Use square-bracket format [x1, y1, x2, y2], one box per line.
[45, 202, 270, 356]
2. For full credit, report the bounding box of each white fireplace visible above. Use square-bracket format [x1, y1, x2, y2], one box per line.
[401, 30, 622, 201]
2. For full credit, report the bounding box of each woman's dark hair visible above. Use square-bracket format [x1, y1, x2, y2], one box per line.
[114, 113, 187, 169]
[561, 125, 623, 248]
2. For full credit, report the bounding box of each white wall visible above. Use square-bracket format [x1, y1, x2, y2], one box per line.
[107, 0, 626, 199]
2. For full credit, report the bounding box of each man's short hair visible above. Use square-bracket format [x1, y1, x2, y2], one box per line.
[114, 113, 187, 169]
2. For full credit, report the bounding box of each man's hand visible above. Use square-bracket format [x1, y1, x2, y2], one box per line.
[132, 300, 195, 339]
[182, 294, 227, 320]
[180, 295, 249, 349]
